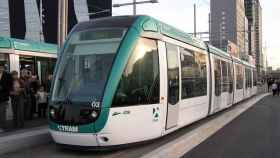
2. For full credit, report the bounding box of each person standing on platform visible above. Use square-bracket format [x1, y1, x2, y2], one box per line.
[10, 71, 25, 128]
[36, 85, 48, 118]
[267, 78, 273, 92]
[0, 63, 13, 132]
[20, 69, 31, 120]
[277, 79, 280, 96]
[29, 75, 39, 119]
[272, 82, 278, 96]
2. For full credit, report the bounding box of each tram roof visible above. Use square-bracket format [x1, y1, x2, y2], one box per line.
[207, 44, 232, 60]
[136, 15, 207, 50]
[0, 36, 57, 54]
[73, 15, 254, 67]
[75, 15, 207, 50]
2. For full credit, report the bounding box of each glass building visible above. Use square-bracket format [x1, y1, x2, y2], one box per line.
[0, 0, 10, 37]
[0, 0, 112, 44]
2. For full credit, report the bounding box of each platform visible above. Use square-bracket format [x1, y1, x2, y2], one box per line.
[183, 94, 280, 158]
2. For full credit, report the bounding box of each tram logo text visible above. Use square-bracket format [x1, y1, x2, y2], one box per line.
[57, 125, 78, 133]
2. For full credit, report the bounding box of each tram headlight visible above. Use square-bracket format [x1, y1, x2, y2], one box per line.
[50, 108, 55, 118]
[91, 111, 98, 118]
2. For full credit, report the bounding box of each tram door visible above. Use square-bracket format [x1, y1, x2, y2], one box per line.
[213, 58, 222, 112]
[165, 43, 180, 129]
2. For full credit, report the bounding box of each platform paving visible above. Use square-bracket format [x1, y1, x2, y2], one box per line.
[183, 94, 280, 158]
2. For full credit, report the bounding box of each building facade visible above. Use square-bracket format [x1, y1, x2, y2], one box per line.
[0, 0, 112, 44]
[210, 0, 249, 59]
[0, 0, 10, 37]
[244, 0, 263, 77]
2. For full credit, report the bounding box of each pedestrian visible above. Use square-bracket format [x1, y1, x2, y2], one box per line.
[0, 63, 13, 132]
[36, 85, 48, 118]
[278, 79, 280, 96]
[10, 71, 25, 128]
[20, 69, 32, 120]
[29, 75, 39, 119]
[272, 82, 278, 96]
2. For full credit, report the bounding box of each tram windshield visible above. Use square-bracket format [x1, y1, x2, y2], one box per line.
[52, 28, 126, 103]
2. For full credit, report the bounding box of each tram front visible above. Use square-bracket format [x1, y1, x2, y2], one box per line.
[48, 17, 137, 147]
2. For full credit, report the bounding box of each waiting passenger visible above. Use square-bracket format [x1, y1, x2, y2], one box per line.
[20, 69, 32, 120]
[0, 63, 13, 132]
[36, 85, 48, 118]
[277, 80, 280, 96]
[272, 82, 278, 96]
[29, 75, 39, 119]
[10, 71, 25, 128]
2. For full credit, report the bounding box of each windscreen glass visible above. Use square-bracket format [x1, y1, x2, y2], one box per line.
[52, 28, 126, 103]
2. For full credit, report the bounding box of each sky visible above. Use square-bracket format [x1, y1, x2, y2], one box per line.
[112, 0, 280, 69]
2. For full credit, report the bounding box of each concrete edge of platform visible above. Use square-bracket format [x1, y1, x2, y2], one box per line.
[141, 93, 270, 158]
[0, 126, 51, 155]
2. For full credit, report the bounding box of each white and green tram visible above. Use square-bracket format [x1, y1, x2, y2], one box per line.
[0, 36, 57, 84]
[49, 15, 257, 148]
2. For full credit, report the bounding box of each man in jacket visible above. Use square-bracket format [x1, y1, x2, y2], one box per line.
[0, 63, 13, 132]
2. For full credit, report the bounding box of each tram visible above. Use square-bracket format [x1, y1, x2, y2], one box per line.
[0, 36, 57, 84]
[48, 15, 257, 148]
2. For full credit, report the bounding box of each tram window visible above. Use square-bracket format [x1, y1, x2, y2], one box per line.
[236, 65, 244, 90]
[247, 69, 251, 89]
[245, 69, 248, 89]
[248, 69, 250, 88]
[112, 38, 160, 107]
[250, 70, 253, 88]
[52, 28, 126, 102]
[167, 44, 180, 105]
[214, 59, 221, 96]
[221, 60, 229, 92]
[245, 68, 252, 89]
[253, 70, 257, 86]
[228, 63, 233, 93]
[180, 47, 207, 99]
[0, 53, 9, 71]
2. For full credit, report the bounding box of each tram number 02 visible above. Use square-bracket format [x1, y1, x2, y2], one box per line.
[91, 100, 101, 109]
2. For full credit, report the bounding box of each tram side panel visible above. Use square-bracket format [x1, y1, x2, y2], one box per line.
[209, 54, 233, 114]
[220, 59, 234, 109]
[244, 67, 249, 99]
[98, 38, 165, 146]
[244, 67, 251, 99]
[233, 63, 244, 103]
[251, 68, 256, 96]
[210, 55, 221, 114]
[176, 45, 209, 128]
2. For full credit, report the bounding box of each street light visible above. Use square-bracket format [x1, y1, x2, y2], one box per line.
[113, 0, 159, 15]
